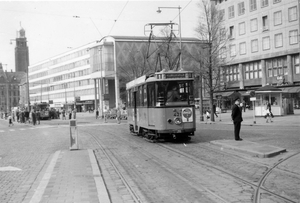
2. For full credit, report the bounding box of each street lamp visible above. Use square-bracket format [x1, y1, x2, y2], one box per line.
[157, 6, 183, 70]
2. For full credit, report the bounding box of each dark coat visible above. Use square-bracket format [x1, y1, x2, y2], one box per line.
[231, 104, 243, 122]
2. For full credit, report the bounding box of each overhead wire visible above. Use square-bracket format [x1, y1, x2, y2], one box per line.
[108, 0, 129, 35]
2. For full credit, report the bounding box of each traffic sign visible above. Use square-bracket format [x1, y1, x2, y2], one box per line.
[250, 97, 256, 101]
[249, 91, 255, 97]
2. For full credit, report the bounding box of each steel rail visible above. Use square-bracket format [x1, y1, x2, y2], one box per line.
[253, 151, 300, 203]
[82, 130, 142, 203]
[158, 143, 299, 203]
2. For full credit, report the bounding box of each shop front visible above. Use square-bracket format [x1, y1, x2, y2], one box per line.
[214, 91, 241, 110]
[254, 85, 293, 116]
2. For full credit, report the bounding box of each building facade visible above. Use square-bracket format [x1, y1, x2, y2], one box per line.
[28, 36, 204, 114]
[214, 0, 300, 112]
[0, 27, 27, 114]
[0, 64, 24, 113]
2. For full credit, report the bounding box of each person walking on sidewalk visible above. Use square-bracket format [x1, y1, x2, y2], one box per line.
[213, 104, 218, 118]
[96, 109, 99, 119]
[8, 114, 13, 127]
[231, 97, 243, 141]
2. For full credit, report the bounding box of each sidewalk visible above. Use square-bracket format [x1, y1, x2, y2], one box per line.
[196, 109, 300, 127]
[24, 149, 110, 203]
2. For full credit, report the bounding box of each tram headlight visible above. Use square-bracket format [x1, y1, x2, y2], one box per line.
[174, 117, 182, 125]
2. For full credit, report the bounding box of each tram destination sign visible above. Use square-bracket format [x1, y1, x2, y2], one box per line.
[165, 73, 186, 79]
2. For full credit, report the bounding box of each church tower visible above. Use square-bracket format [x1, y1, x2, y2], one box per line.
[15, 27, 29, 73]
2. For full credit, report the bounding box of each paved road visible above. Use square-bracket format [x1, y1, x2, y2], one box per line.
[0, 111, 299, 203]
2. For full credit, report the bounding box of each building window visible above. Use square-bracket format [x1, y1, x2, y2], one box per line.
[239, 42, 246, 55]
[262, 16, 268, 30]
[239, 22, 246, 35]
[294, 55, 300, 74]
[250, 0, 257, 11]
[238, 2, 245, 15]
[288, 6, 297, 22]
[230, 44, 236, 57]
[229, 26, 235, 39]
[228, 6, 235, 19]
[250, 18, 258, 32]
[251, 39, 259, 52]
[220, 47, 226, 59]
[244, 61, 262, 79]
[219, 9, 225, 21]
[261, 0, 268, 7]
[225, 65, 239, 81]
[274, 33, 283, 48]
[262, 36, 270, 50]
[289, 30, 298, 45]
[274, 11, 282, 26]
[266, 57, 287, 77]
[220, 27, 226, 41]
[273, 0, 280, 3]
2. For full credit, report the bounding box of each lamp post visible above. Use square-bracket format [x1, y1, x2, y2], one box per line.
[157, 6, 182, 70]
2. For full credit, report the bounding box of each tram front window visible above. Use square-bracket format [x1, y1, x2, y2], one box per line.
[156, 81, 193, 106]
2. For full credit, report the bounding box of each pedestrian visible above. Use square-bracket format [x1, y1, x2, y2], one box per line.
[264, 101, 273, 123]
[62, 110, 66, 120]
[266, 101, 274, 119]
[36, 110, 41, 124]
[16, 110, 20, 122]
[213, 104, 218, 118]
[231, 97, 243, 141]
[205, 110, 211, 124]
[69, 110, 72, 119]
[96, 109, 99, 119]
[116, 108, 121, 124]
[32, 110, 37, 126]
[242, 100, 246, 112]
[8, 114, 13, 127]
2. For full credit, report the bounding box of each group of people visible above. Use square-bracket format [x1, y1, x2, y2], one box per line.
[7, 109, 41, 127]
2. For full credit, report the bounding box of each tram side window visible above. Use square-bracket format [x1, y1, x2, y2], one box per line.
[136, 88, 140, 107]
[139, 86, 144, 106]
[127, 90, 131, 108]
[143, 85, 147, 107]
[148, 83, 155, 107]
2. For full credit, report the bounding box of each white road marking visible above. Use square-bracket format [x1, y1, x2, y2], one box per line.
[0, 166, 22, 171]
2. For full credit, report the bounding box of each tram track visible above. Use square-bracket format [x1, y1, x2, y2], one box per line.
[253, 151, 300, 203]
[158, 143, 300, 203]
[79, 126, 299, 203]
[83, 130, 142, 203]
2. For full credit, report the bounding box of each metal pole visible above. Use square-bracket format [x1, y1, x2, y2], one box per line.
[178, 6, 182, 70]
[252, 101, 256, 124]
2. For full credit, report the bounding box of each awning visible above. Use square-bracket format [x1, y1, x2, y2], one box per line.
[280, 86, 300, 93]
[214, 91, 241, 98]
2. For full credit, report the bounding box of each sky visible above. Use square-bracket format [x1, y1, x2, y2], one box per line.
[0, 0, 202, 71]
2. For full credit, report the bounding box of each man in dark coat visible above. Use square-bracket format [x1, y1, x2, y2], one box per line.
[231, 97, 243, 141]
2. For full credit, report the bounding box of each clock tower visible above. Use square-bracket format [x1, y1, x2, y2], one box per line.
[15, 28, 29, 73]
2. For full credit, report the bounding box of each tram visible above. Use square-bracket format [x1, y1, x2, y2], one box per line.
[126, 69, 196, 141]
